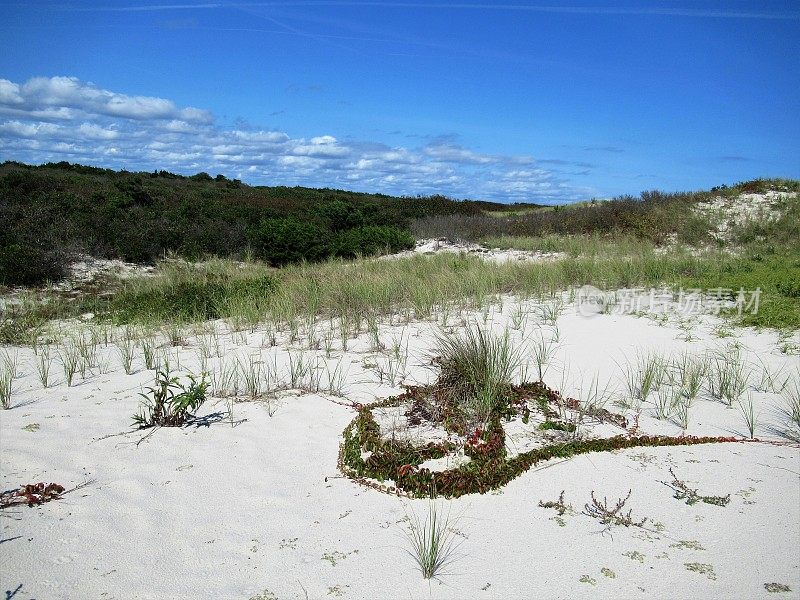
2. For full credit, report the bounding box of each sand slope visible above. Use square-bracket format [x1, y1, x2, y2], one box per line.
[1, 297, 799, 599]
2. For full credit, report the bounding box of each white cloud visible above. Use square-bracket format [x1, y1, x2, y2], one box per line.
[0, 79, 23, 105]
[0, 75, 587, 202]
[0, 120, 61, 138]
[423, 142, 498, 165]
[2, 76, 212, 123]
[77, 123, 119, 140]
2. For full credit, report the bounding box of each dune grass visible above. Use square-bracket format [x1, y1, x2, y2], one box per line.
[433, 325, 521, 426]
[403, 501, 461, 580]
[0, 351, 16, 409]
[2, 238, 799, 347]
[481, 232, 656, 257]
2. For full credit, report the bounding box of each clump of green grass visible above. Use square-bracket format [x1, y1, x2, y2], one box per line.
[738, 394, 758, 439]
[403, 501, 461, 580]
[115, 335, 136, 375]
[707, 347, 750, 406]
[482, 232, 655, 258]
[0, 352, 15, 409]
[111, 259, 276, 325]
[774, 372, 800, 441]
[58, 340, 80, 387]
[653, 386, 677, 421]
[619, 351, 666, 409]
[433, 325, 520, 426]
[671, 352, 707, 402]
[35, 344, 53, 388]
[141, 335, 159, 370]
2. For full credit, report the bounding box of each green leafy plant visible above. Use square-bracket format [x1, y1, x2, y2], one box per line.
[133, 369, 208, 428]
[339, 382, 741, 499]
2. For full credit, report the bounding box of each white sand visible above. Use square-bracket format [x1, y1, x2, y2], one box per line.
[1, 293, 799, 599]
[694, 191, 797, 244]
[384, 238, 565, 263]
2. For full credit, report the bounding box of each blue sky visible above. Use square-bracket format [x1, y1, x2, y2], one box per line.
[1, 1, 798, 203]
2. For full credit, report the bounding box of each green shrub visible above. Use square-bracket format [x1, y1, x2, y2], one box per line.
[0, 239, 69, 286]
[333, 225, 414, 258]
[251, 218, 331, 266]
[0, 202, 74, 286]
[316, 198, 365, 232]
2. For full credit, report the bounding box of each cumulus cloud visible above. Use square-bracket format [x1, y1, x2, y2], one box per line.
[0, 76, 212, 123]
[0, 75, 588, 202]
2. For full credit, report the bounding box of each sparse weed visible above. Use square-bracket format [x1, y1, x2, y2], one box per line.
[211, 357, 239, 397]
[239, 354, 264, 400]
[671, 395, 690, 429]
[529, 332, 557, 382]
[116, 338, 136, 375]
[163, 322, 184, 347]
[620, 352, 666, 408]
[510, 304, 527, 330]
[288, 351, 309, 389]
[59, 340, 80, 387]
[324, 360, 348, 396]
[773, 373, 800, 441]
[671, 352, 707, 403]
[653, 386, 675, 420]
[35, 345, 52, 388]
[141, 336, 158, 370]
[0, 353, 14, 409]
[708, 347, 750, 406]
[536, 300, 563, 326]
[752, 355, 788, 393]
[738, 394, 758, 439]
[578, 374, 615, 412]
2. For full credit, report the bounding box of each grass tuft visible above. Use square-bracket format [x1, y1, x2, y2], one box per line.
[403, 501, 461, 580]
[433, 325, 520, 426]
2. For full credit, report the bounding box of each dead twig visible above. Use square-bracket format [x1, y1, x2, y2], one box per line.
[661, 468, 730, 506]
[583, 489, 647, 528]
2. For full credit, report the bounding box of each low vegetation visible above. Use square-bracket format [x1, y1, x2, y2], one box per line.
[412, 179, 799, 247]
[133, 369, 208, 428]
[403, 501, 461, 580]
[661, 468, 731, 506]
[0, 482, 65, 508]
[339, 326, 742, 498]
[0, 161, 523, 285]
